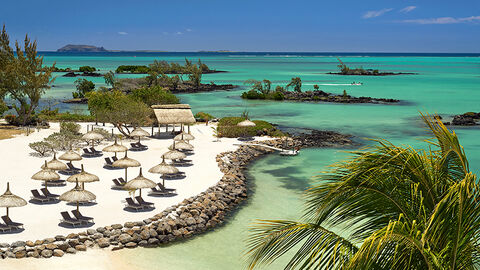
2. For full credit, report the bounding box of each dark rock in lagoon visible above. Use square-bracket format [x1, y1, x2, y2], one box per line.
[62, 98, 88, 104]
[62, 71, 103, 77]
[327, 71, 417, 76]
[444, 112, 480, 126]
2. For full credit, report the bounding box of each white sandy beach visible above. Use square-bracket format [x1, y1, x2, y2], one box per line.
[0, 122, 242, 244]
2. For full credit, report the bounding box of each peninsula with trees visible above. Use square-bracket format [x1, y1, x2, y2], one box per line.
[328, 57, 417, 76]
[240, 78, 399, 104]
[115, 59, 226, 74]
[57, 44, 108, 52]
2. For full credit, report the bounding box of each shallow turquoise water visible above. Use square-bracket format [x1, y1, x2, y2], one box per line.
[37, 53, 480, 269]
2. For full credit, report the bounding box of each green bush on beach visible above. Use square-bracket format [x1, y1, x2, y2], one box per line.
[195, 112, 215, 121]
[217, 117, 285, 138]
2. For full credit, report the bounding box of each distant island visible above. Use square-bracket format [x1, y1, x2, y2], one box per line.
[57, 44, 108, 52]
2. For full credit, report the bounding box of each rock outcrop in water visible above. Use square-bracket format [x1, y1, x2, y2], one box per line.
[283, 90, 399, 104]
[444, 112, 480, 126]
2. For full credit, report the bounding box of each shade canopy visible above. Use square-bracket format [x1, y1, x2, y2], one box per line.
[237, 119, 256, 127]
[123, 168, 156, 190]
[130, 127, 149, 138]
[0, 183, 27, 208]
[42, 153, 68, 171]
[149, 157, 179, 175]
[82, 131, 104, 141]
[112, 152, 141, 169]
[59, 150, 82, 161]
[66, 164, 99, 183]
[32, 161, 60, 181]
[174, 132, 195, 141]
[162, 149, 186, 160]
[152, 104, 196, 124]
[60, 182, 96, 203]
[169, 140, 193, 151]
[102, 138, 128, 153]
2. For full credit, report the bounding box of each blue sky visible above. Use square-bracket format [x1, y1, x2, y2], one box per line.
[1, 0, 479, 52]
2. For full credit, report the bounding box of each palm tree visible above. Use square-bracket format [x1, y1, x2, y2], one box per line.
[245, 114, 480, 270]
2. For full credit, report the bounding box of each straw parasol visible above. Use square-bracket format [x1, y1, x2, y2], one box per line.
[130, 127, 149, 143]
[149, 157, 179, 186]
[123, 168, 156, 197]
[0, 182, 27, 218]
[66, 164, 99, 189]
[169, 140, 193, 151]
[59, 150, 82, 167]
[102, 138, 128, 157]
[237, 119, 256, 127]
[162, 147, 186, 161]
[60, 179, 96, 212]
[32, 161, 60, 190]
[112, 152, 140, 181]
[82, 131, 104, 147]
[41, 152, 68, 171]
[174, 132, 195, 141]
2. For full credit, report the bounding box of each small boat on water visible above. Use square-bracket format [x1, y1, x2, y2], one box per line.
[280, 149, 299, 156]
[351, 82, 363, 85]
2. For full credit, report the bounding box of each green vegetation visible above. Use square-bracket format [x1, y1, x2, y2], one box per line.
[28, 141, 53, 156]
[116, 58, 213, 74]
[336, 57, 382, 75]
[216, 117, 285, 138]
[103, 71, 116, 88]
[246, 114, 480, 269]
[241, 78, 303, 100]
[78, 66, 96, 72]
[38, 111, 95, 122]
[194, 112, 215, 121]
[286, 77, 302, 92]
[86, 90, 153, 136]
[130, 86, 179, 106]
[0, 25, 55, 126]
[59, 121, 81, 134]
[0, 100, 8, 117]
[29, 121, 83, 155]
[72, 78, 95, 98]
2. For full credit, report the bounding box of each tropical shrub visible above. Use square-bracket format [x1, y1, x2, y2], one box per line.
[130, 85, 179, 106]
[246, 114, 480, 270]
[195, 112, 215, 121]
[28, 141, 53, 156]
[78, 66, 96, 72]
[72, 78, 95, 98]
[60, 121, 81, 134]
[0, 100, 8, 116]
[217, 117, 284, 138]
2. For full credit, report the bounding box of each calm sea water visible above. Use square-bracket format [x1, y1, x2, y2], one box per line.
[39, 52, 480, 269]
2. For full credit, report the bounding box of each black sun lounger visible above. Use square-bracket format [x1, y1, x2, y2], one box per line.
[60, 211, 84, 227]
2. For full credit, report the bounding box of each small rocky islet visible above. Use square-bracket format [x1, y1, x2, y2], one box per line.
[443, 112, 480, 126]
[282, 90, 399, 104]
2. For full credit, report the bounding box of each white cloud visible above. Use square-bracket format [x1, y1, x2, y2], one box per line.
[175, 31, 183, 35]
[402, 15, 480, 24]
[363, 8, 393, 19]
[400, 6, 416, 13]
[118, 31, 128, 35]
[186, 28, 192, 32]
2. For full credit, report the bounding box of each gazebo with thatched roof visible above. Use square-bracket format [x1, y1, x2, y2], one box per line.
[152, 104, 196, 134]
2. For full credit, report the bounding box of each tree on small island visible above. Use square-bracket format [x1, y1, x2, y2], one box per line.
[72, 78, 95, 98]
[78, 66, 96, 73]
[286, 77, 302, 92]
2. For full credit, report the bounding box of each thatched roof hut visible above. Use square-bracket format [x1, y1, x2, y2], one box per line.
[152, 104, 196, 125]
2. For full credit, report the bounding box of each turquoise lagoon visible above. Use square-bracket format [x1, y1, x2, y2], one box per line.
[39, 53, 480, 269]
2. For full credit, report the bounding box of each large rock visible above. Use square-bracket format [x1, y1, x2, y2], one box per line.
[75, 244, 87, 251]
[118, 234, 133, 244]
[41, 249, 53, 258]
[53, 249, 65, 257]
[97, 238, 110, 248]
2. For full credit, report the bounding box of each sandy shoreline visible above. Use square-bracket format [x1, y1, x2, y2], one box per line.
[0, 122, 240, 244]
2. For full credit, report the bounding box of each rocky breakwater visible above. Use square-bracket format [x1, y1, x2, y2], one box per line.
[0, 130, 353, 259]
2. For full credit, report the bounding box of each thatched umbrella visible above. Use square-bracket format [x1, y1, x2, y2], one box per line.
[149, 157, 179, 186]
[59, 150, 82, 167]
[162, 144, 187, 160]
[112, 152, 140, 181]
[41, 152, 68, 171]
[32, 161, 60, 190]
[237, 119, 256, 127]
[82, 131, 104, 147]
[102, 138, 128, 157]
[174, 132, 195, 141]
[130, 127, 149, 144]
[123, 168, 156, 197]
[169, 140, 193, 151]
[66, 164, 99, 189]
[0, 182, 27, 218]
[60, 180, 96, 212]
